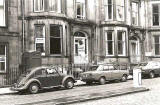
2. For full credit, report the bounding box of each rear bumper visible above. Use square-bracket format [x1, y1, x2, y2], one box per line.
[81, 78, 97, 82]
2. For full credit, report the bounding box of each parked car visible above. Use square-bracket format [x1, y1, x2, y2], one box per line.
[129, 62, 147, 75]
[11, 66, 75, 94]
[141, 61, 160, 78]
[80, 64, 129, 85]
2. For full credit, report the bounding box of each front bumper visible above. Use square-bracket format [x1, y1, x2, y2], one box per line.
[10, 84, 26, 91]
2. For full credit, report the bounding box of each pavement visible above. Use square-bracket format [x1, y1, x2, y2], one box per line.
[0, 75, 149, 105]
[0, 75, 133, 95]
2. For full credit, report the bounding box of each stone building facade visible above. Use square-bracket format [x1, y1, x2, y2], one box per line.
[144, 0, 160, 61]
[0, 0, 21, 85]
[20, 0, 148, 66]
[1, 0, 159, 86]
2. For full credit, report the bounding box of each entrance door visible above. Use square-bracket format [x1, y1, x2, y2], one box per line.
[130, 39, 140, 63]
[74, 32, 88, 64]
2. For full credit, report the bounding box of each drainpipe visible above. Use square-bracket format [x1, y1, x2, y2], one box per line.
[21, 0, 25, 53]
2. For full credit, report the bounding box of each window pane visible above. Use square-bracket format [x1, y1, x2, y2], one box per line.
[153, 14, 159, 25]
[34, 0, 44, 11]
[154, 36, 159, 43]
[0, 45, 5, 55]
[0, 62, 5, 71]
[155, 44, 160, 55]
[153, 5, 159, 13]
[107, 32, 112, 40]
[49, 0, 57, 11]
[50, 25, 60, 37]
[118, 32, 122, 41]
[153, 5, 159, 25]
[118, 42, 123, 54]
[132, 2, 138, 25]
[108, 0, 112, 19]
[50, 38, 61, 54]
[118, 32, 125, 55]
[0, 0, 5, 26]
[108, 41, 113, 55]
[36, 43, 44, 52]
[35, 25, 44, 38]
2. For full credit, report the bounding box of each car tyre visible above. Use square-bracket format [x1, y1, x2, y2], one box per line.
[28, 83, 39, 94]
[99, 77, 106, 85]
[149, 71, 155, 78]
[121, 75, 127, 82]
[64, 79, 74, 89]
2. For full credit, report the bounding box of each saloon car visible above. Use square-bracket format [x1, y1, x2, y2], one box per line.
[11, 66, 75, 94]
[141, 61, 160, 78]
[80, 64, 129, 85]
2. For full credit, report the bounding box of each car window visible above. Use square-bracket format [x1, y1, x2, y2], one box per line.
[46, 68, 57, 75]
[35, 69, 46, 76]
[103, 65, 114, 71]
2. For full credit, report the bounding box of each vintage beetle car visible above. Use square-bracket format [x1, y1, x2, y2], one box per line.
[11, 66, 75, 94]
[141, 61, 160, 78]
[80, 64, 129, 85]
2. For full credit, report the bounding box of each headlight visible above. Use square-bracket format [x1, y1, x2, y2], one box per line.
[18, 83, 25, 87]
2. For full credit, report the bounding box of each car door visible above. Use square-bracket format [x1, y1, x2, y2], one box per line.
[35, 69, 49, 87]
[45, 68, 62, 87]
[154, 62, 160, 74]
[103, 65, 112, 80]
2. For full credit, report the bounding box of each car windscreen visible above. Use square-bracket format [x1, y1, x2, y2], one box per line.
[89, 66, 98, 71]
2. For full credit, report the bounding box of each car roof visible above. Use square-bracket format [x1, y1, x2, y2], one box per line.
[28, 66, 49, 73]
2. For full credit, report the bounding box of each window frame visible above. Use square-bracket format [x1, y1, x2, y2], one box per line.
[116, 0, 125, 21]
[0, 0, 6, 27]
[153, 35, 160, 56]
[76, 0, 86, 19]
[117, 31, 126, 56]
[48, 0, 57, 12]
[34, 25, 46, 56]
[0, 44, 7, 72]
[152, 4, 160, 26]
[34, 0, 44, 12]
[131, 2, 139, 26]
[105, 31, 115, 56]
[49, 25, 62, 56]
[104, 0, 113, 21]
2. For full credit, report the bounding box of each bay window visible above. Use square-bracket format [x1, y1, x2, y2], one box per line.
[34, 0, 44, 12]
[35, 25, 45, 55]
[0, 0, 5, 26]
[50, 25, 62, 55]
[76, 0, 85, 19]
[105, 31, 114, 55]
[118, 31, 126, 56]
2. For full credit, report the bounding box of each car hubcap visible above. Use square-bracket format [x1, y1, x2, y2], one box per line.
[122, 76, 126, 81]
[31, 86, 38, 92]
[100, 78, 105, 84]
[150, 72, 154, 78]
[67, 81, 73, 88]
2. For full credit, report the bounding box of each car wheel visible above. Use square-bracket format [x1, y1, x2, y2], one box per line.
[28, 83, 39, 94]
[99, 77, 106, 85]
[149, 71, 155, 78]
[86, 81, 92, 85]
[121, 75, 127, 82]
[64, 79, 74, 89]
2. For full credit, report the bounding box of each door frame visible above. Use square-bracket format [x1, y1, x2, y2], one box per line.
[73, 32, 89, 64]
